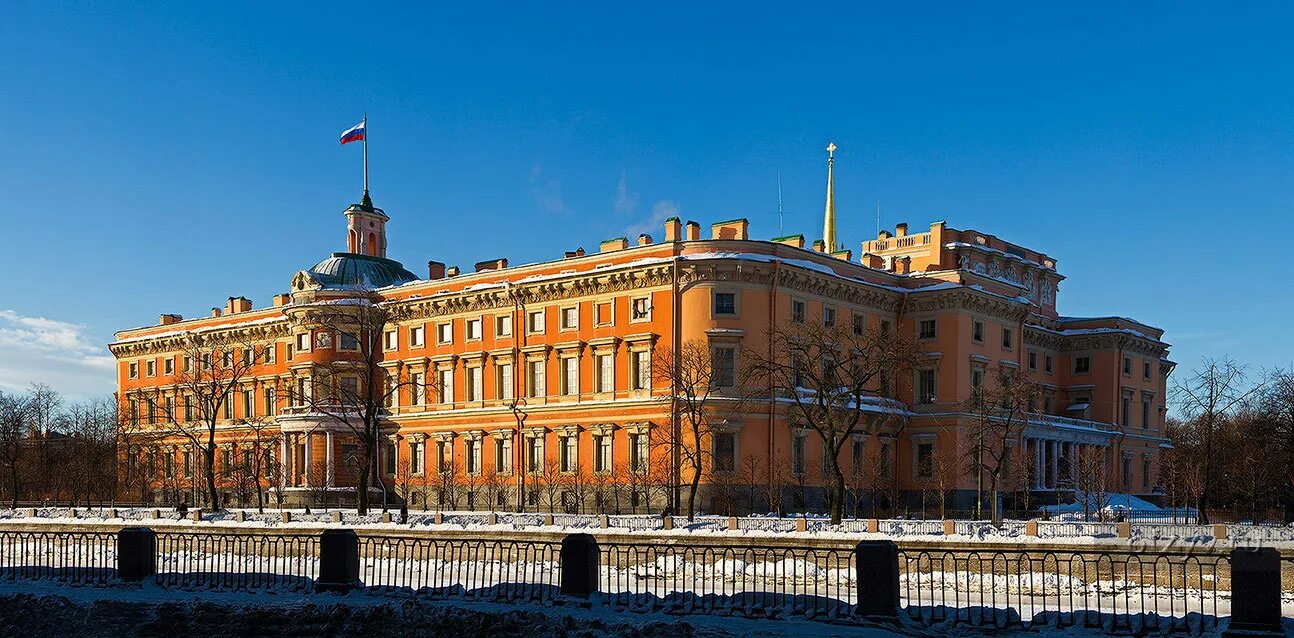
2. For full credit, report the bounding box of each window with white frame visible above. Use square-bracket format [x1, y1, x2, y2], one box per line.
[526, 437, 543, 473]
[464, 439, 481, 475]
[384, 330, 398, 350]
[496, 314, 513, 337]
[593, 433, 612, 473]
[918, 319, 937, 340]
[242, 390, 255, 418]
[436, 440, 451, 473]
[263, 388, 276, 416]
[146, 360, 156, 377]
[1002, 327, 1014, 350]
[852, 313, 866, 336]
[410, 439, 425, 474]
[438, 368, 453, 404]
[915, 442, 934, 479]
[339, 375, 359, 399]
[410, 372, 424, 405]
[631, 296, 651, 321]
[528, 310, 545, 334]
[164, 357, 175, 375]
[128, 362, 138, 379]
[296, 333, 311, 352]
[791, 299, 806, 323]
[791, 432, 807, 475]
[436, 322, 452, 344]
[561, 356, 578, 395]
[595, 353, 613, 393]
[628, 431, 648, 472]
[1074, 356, 1091, 374]
[713, 291, 737, 316]
[527, 360, 546, 397]
[410, 326, 425, 347]
[972, 320, 984, 343]
[494, 437, 513, 474]
[466, 366, 483, 402]
[339, 332, 359, 351]
[822, 306, 836, 328]
[560, 306, 578, 330]
[631, 349, 651, 390]
[497, 362, 514, 400]
[559, 435, 577, 472]
[918, 369, 937, 404]
[712, 346, 736, 387]
[465, 318, 482, 340]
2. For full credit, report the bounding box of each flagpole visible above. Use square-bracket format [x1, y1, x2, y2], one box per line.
[362, 113, 369, 198]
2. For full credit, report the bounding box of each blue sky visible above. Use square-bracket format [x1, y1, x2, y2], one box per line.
[1, 2, 1291, 398]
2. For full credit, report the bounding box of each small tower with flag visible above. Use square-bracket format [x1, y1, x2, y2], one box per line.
[340, 116, 388, 257]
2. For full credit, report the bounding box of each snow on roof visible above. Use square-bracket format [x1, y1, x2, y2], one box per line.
[944, 241, 1049, 268]
[113, 314, 287, 345]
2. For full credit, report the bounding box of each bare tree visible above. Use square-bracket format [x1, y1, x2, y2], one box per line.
[295, 296, 415, 514]
[0, 390, 32, 507]
[651, 339, 724, 521]
[962, 366, 1041, 524]
[742, 319, 924, 524]
[1170, 356, 1263, 523]
[929, 443, 959, 520]
[1075, 446, 1111, 521]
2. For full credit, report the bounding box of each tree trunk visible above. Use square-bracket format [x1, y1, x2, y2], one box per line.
[830, 455, 846, 525]
[687, 464, 700, 522]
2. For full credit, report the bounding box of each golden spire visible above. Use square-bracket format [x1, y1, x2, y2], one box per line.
[823, 142, 837, 252]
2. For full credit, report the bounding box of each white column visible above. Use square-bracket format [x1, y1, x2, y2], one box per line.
[303, 432, 312, 487]
[1049, 440, 1059, 489]
[1034, 439, 1044, 489]
[325, 431, 335, 488]
[279, 437, 289, 487]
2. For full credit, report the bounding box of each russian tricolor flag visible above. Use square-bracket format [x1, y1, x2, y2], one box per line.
[340, 121, 366, 145]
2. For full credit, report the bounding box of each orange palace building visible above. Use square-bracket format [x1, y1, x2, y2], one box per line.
[112, 167, 1173, 513]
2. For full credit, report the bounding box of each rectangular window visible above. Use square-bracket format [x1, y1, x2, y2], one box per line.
[1028, 351, 1037, 370]
[221, 448, 232, 477]
[384, 330, 398, 350]
[129, 362, 138, 379]
[852, 313, 866, 337]
[527, 360, 546, 397]
[880, 320, 892, 337]
[594, 435, 612, 473]
[1142, 457, 1151, 489]
[1122, 455, 1132, 487]
[496, 314, 513, 337]
[851, 437, 865, 470]
[464, 439, 481, 475]
[436, 440, 449, 473]
[1141, 398, 1151, 429]
[1144, 361, 1152, 380]
[410, 372, 424, 405]
[631, 350, 651, 390]
[263, 344, 276, 364]
[1121, 396, 1131, 425]
[713, 291, 736, 316]
[339, 375, 359, 399]
[628, 432, 648, 472]
[559, 436, 577, 473]
[222, 391, 233, 419]
[919, 319, 937, 340]
[526, 437, 543, 474]
[410, 440, 425, 474]
[436, 322, 453, 344]
[916, 443, 934, 479]
[339, 332, 359, 351]
[631, 296, 651, 321]
[183, 395, 194, 421]
[497, 363, 514, 401]
[594, 302, 612, 326]
[466, 366, 483, 402]
[495, 437, 513, 474]
[712, 346, 736, 388]
[791, 299, 806, 323]
[972, 320, 984, 343]
[163, 358, 174, 375]
[146, 360, 156, 377]
[438, 369, 454, 404]
[595, 354, 613, 393]
[263, 388, 276, 416]
[528, 310, 545, 334]
[465, 318, 482, 340]
[561, 357, 579, 395]
[1002, 327, 1014, 350]
[1074, 356, 1091, 374]
[791, 433, 807, 475]
[918, 369, 937, 404]
[971, 367, 984, 390]
[822, 306, 836, 327]
[410, 326, 425, 347]
[1044, 354, 1054, 374]
[1123, 357, 1132, 375]
[242, 390, 254, 418]
[223, 351, 234, 368]
[560, 306, 579, 330]
[714, 432, 736, 472]
[296, 333, 311, 352]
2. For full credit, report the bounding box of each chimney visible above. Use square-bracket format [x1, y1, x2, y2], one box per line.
[877, 230, 892, 240]
[563, 247, 586, 259]
[637, 234, 653, 246]
[211, 308, 222, 318]
[895, 223, 909, 237]
[158, 314, 182, 326]
[272, 293, 292, 307]
[600, 237, 629, 253]
[812, 239, 826, 253]
[427, 261, 446, 280]
[710, 218, 749, 240]
[664, 217, 682, 242]
[830, 249, 853, 261]
[226, 296, 252, 314]
[684, 220, 701, 241]
[860, 252, 885, 269]
[895, 256, 911, 275]
[446, 265, 460, 277]
[474, 258, 509, 272]
[772, 234, 805, 249]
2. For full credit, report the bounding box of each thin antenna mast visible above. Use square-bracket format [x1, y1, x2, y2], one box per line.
[777, 171, 784, 235]
[876, 201, 881, 237]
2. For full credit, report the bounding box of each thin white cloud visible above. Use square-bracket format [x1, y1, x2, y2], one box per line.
[529, 165, 570, 216]
[613, 171, 638, 216]
[626, 200, 680, 239]
[0, 309, 115, 397]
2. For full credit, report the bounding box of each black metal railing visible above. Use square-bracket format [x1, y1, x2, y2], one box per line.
[599, 542, 855, 619]
[899, 549, 1229, 634]
[154, 531, 317, 591]
[359, 535, 561, 602]
[0, 529, 116, 585]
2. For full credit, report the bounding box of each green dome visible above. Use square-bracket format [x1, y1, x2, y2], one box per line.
[306, 252, 419, 290]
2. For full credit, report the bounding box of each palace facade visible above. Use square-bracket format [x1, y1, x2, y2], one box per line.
[112, 167, 1172, 514]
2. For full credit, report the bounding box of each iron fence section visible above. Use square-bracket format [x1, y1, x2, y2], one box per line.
[899, 548, 1227, 634]
[154, 531, 317, 591]
[599, 541, 856, 619]
[358, 535, 561, 602]
[0, 529, 115, 584]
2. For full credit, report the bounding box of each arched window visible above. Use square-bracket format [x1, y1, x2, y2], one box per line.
[367, 232, 377, 256]
[348, 229, 358, 253]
